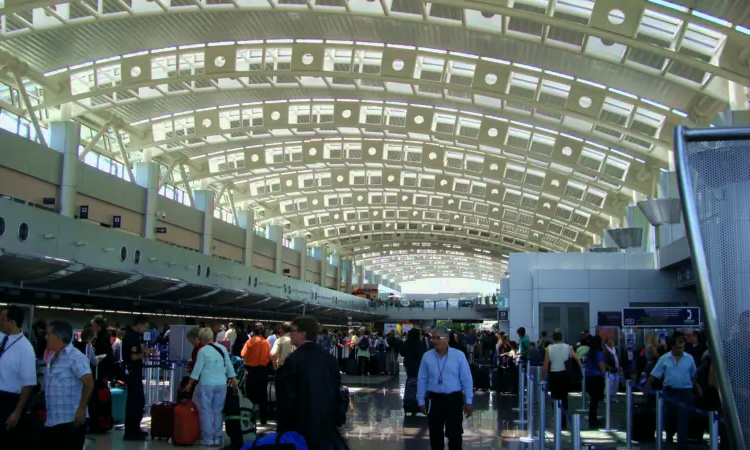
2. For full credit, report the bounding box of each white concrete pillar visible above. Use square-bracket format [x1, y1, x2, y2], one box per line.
[293, 236, 307, 283]
[194, 190, 214, 256]
[237, 209, 255, 267]
[134, 161, 160, 239]
[374, 273, 382, 285]
[267, 225, 284, 276]
[344, 258, 353, 293]
[357, 265, 365, 289]
[49, 121, 81, 218]
[333, 252, 342, 291]
[656, 171, 684, 247]
[320, 246, 329, 289]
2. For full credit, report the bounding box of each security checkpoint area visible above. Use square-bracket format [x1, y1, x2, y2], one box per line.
[0, 0, 750, 449]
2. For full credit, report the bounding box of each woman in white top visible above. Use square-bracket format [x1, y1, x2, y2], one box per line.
[542, 330, 580, 428]
[185, 328, 238, 447]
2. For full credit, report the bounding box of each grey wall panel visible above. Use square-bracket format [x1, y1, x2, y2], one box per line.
[253, 235, 276, 258]
[535, 269, 589, 289]
[537, 288, 589, 303]
[0, 130, 61, 183]
[0, 199, 371, 309]
[282, 247, 299, 265]
[77, 164, 146, 213]
[160, 198, 202, 233]
[628, 288, 681, 303]
[588, 270, 629, 289]
[212, 219, 244, 247]
[627, 269, 675, 289]
[658, 236, 690, 268]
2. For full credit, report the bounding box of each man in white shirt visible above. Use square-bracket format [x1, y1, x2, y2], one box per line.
[0, 305, 37, 444]
[267, 327, 277, 350]
[224, 323, 237, 348]
[271, 323, 294, 370]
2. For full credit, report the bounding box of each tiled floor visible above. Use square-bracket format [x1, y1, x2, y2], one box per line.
[81, 371, 713, 449]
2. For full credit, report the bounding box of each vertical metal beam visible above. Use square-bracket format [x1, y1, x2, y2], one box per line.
[78, 120, 111, 160]
[179, 162, 195, 207]
[227, 189, 239, 226]
[114, 128, 136, 182]
[13, 71, 47, 148]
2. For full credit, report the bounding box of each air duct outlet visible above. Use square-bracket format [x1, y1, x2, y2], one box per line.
[607, 228, 644, 249]
[637, 198, 682, 226]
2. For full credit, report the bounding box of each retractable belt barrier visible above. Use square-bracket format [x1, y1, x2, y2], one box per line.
[143, 358, 188, 412]
[516, 361, 723, 450]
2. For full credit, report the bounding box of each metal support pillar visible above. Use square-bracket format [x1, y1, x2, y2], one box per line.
[114, 128, 136, 182]
[194, 190, 214, 256]
[78, 120, 111, 160]
[538, 381, 547, 449]
[267, 225, 284, 276]
[571, 414, 581, 450]
[13, 71, 47, 147]
[344, 258, 353, 293]
[357, 264, 364, 289]
[320, 246, 329, 289]
[49, 121, 80, 218]
[179, 162, 195, 207]
[293, 235, 308, 283]
[522, 371, 535, 442]
[134, 161, 160, 240]
[655, 391, 663, 450]
[237, 209, 255, 267]
[554, 400, 562, 450]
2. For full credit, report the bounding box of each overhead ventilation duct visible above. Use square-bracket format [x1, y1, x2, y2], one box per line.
[637, 198, 682, 226]
[588, 247, 619, 253]
[607, 228, 644, 249]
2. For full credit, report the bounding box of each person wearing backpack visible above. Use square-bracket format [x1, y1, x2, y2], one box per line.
[374, 333, 389, 375]
[357, 331, 372, 376]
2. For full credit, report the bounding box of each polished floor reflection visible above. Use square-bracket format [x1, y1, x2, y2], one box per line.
[80, 371, 712, 449]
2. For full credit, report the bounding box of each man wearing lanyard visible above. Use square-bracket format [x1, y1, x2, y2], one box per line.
[0, 305, 37, 445]
[417, 327, 473, 450]
[646, 333, 702, 449]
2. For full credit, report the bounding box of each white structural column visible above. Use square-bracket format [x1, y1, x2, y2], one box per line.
[134, 161, 160, 240]
[292, 235, 308, 283]
[333, 252, 342, 291]
[194, 190, 214, 256]
[344, 258, 353, 293]
[49, 121, 81, 218]
[266, 225, 284, 276]
[237, 209, 255, 267]
[656, 171, 684, 248]
[357, 265, 365, 289]
[320, 246, 329, 289]
[374, 274, 382, 285]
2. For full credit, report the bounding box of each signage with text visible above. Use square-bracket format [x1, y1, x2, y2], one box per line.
[498, 309, 509, 321]
[622, 307, 701, 328]
[112, 216, 122, 228]
[597, 311, 623, 327]
[155, 227, 168, 234]
[79, 205, 89, 219]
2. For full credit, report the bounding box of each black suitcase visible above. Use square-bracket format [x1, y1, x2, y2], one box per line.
[403, 377, 420, 415]
[346, 358, 359, 375]
[390, 356, 400, 377]
[473, 365, 491, 390]
[632, 404, 656, 442]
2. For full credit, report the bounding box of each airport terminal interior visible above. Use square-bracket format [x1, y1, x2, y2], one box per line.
[0, 0, 749, 449]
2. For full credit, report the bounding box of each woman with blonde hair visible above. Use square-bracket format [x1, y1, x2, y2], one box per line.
[185, 328, 238, 447]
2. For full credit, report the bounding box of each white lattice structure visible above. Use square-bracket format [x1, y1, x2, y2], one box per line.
[0, 0, 748, 283]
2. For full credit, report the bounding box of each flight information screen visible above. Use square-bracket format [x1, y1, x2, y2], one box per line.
[621, 307, 701, 328]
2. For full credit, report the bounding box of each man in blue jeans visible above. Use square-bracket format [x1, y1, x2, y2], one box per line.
[647, 333, 703, 450]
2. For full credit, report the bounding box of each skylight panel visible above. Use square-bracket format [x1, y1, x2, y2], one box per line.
[682, 23, 726, 56]
[236, 48, 264, 71]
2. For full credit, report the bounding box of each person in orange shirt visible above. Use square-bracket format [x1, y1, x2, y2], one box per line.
[241, 322, 271, 424]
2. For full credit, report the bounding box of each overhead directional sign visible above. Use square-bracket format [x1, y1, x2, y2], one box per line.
[622, 307, 701, 328]
[597, 311, 623, 327]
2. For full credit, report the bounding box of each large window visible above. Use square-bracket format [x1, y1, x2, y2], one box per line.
[159, 183, 190, 206]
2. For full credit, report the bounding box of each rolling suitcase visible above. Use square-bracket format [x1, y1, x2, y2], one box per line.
[150, 401, 176, 440]
[110, 387, 126, 423]
[403, 376, 420, 416]
[173, 400, 201, 445]
[88, 385, 114, 433]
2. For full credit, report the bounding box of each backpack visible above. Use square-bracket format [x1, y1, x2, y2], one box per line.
[358, 338, 370, 351]
[376, 338, 387, 352]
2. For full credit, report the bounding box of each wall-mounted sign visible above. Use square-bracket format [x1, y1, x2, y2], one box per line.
[79, 205, 89, 219]
[112, 216, 122, 228]
[155, 227, 167, 234]
[676, 265, 696, 288]
[622, 307, 701, 328]
[42, 197, 56, 205]
[597, 311, 623, 327]
[498, 309, 509, 321]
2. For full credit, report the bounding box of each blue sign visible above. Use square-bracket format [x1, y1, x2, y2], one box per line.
[622, 307, 701, 328]
[498, 309, 509, 321]
[626, 332, 636, 363]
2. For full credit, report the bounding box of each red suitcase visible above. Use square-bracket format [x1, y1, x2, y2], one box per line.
[174, 400, 201, 445]
[150, 402, 176, 440]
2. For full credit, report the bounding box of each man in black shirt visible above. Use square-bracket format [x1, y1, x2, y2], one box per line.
[90, 317, 113, 384]
[121, 316, 152, 441]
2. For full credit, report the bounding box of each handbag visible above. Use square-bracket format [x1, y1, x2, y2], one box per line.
[207, 344, 239, 413]
[564, 345, 583, 387]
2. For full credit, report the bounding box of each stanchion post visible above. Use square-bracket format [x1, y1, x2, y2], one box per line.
[655, 390, 663, 450]
[526, 372, 535, 441]
[572, 413, 581, 450]
[709, 411, 719, 450]
[603, 373, 613, 431]
[515, 362, 527, 427]
[538, 381, 547, 449]
[578, 369, 587, 412]
[626, 380, 632, 450]
[554, 399, 562, 450]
